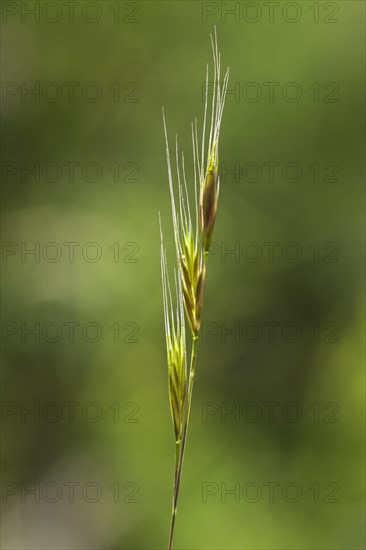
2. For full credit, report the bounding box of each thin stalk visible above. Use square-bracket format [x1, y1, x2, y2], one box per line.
[168, 335, 198, 550]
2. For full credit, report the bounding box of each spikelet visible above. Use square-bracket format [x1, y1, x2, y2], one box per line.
[160, 219, 187, 442]
[162, 111, 205, 337]
[199, 28, 229, 257]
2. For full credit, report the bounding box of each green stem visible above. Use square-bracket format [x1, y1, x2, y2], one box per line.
[168, 335, 198, 550]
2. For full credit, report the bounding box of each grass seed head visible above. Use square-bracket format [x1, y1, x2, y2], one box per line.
[161, 28, 229, 550]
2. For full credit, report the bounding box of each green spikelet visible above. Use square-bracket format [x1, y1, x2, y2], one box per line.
[160, 220, 187, 442]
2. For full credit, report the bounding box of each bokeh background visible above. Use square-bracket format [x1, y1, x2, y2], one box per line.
[1, 1, 365, 549]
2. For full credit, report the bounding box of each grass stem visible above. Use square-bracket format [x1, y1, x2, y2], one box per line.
[168, 336, 198, 550]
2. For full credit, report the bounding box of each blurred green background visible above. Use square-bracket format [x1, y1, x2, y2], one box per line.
[1, 1, 365, 549]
